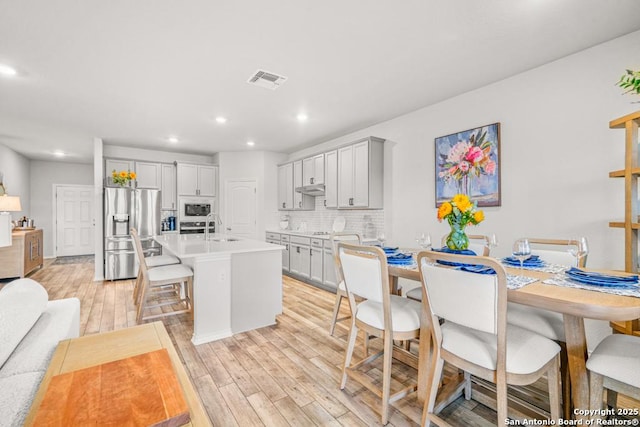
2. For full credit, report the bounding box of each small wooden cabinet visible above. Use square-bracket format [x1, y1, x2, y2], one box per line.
[0, 229, 44, 279]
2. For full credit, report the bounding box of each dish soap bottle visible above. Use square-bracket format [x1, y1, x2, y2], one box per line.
[363, 215, 376, 239]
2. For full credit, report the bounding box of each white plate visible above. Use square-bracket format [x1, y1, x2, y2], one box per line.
[332, 216, 346, 232]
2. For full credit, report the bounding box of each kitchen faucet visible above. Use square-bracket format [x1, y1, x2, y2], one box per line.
[204, 213, 222, 241]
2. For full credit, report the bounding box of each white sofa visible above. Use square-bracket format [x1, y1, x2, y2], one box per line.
[0, 278, 80, 426]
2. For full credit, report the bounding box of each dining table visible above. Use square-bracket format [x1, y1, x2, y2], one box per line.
[386, 255, 640, 420]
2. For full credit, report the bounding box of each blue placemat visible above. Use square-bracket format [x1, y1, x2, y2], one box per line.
[565, 267, 638, 287]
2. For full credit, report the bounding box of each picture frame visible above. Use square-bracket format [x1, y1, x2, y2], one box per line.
[435, 122, 501, 207]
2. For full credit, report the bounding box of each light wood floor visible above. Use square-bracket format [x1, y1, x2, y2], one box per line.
[6, 260, 638, 426]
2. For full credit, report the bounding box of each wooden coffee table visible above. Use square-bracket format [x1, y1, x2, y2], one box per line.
[24, 322, 211, 427]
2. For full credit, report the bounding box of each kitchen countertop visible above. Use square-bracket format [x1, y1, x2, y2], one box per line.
[266, 229, 378, 243]
[156, 233, 283, 257]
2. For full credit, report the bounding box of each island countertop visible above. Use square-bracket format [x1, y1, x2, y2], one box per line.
[155, 233, 283, 258]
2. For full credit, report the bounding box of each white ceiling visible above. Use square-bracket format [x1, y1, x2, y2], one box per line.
[1, 0, 640, 163]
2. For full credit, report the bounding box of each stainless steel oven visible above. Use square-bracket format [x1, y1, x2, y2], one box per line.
[179, 221, 216, 234]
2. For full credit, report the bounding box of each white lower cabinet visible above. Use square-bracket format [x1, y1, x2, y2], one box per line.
[281, 234, 290, 272]
[289, 236, 311, 279]
[323, 245, 337, 290]
[310, 239, 323, 283]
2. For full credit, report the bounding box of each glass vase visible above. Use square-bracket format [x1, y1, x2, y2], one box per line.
[445, 223, 469, 251]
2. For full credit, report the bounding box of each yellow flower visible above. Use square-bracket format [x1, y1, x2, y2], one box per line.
[474, 210, 485, 223]
[129, 171, 137, 180]
[452, 194, 469, 205]
[437, 202, 452, 221]
[452, 194, 472, 212]
[119, 171, 128, 178]
[112, 170, 117, 178]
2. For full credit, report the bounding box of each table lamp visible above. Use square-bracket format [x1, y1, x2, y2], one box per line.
[0, 195, 22, 247]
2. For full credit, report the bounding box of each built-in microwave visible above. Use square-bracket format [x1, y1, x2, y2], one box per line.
[179, 198, 216, 221]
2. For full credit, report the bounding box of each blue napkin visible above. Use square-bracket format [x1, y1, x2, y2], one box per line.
[502, 255, 544, 267]
[387, 253, 414, 265]
[565, 267, 638, 287]
[375, 245, 399, 255]
[432, 247, 477, 267]
[460, 265, 496, 275]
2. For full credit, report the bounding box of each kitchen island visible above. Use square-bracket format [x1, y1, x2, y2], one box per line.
[155, 233, 283, 345]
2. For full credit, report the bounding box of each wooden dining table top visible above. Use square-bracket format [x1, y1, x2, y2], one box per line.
[387, 255, 640, 419]
[387, 261, 640, 321]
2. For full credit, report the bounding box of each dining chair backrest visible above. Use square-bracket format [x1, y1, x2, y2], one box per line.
[440, 234, 491, 256]
[338, 243, 388, 305]
[130, 228, 149, 278]
[330, 232, 362, 284]
[527, 238, 587, 267]
[418, 251, 507, 336]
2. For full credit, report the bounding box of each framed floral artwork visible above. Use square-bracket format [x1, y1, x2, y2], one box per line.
[435, 122, 501, 207]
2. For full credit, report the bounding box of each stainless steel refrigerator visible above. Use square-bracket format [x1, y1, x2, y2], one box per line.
[104, 187, 162, 280]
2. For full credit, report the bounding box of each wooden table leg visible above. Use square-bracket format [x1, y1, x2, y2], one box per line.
[417, 292, 431, 402]
[389, 274, 400, 295]
[563, 314, 589, 421]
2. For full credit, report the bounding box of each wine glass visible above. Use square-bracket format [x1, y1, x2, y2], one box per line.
[488, 233, 499, 251]
[568, 237, 589, 267]
[415, 232, 432, 250]
[377, 231, 386, 247]
[512, 238, 531, 269]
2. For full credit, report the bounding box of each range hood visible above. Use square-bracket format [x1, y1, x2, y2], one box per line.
[295, 184, 325, 196]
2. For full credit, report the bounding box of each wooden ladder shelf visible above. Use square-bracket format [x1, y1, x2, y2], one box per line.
[609, 110, 640, 336]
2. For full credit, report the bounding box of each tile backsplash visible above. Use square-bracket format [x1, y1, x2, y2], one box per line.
[283, 198, 385, 237]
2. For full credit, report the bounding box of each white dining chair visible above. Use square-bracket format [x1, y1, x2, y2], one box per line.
[131, 228, 194, 322]
[328, 232, 361, 336]
[506, 237, 587, 418]
[417, 250, 561, 426]
[406, 234, 492, 302]
[587, 334, 640, 421]
[338, 242, 421, 425]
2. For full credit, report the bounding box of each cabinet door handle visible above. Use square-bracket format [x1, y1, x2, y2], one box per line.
[324, 200, 326, 207]
[282, 202, 285, 209]
[296, 246, 300, 254]
[298, 201, 302, 208]
[310, 177, 314, 184]
[349, 197, 353, 206]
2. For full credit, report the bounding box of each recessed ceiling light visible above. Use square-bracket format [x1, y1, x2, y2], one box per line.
[296, 113, 308, 122]
[53, 150, 65, 157]
[168, 136, 179, 143]
[246, 141, 255, 147]
[0, 64, 17, 77]
[215, 116, 227, 124]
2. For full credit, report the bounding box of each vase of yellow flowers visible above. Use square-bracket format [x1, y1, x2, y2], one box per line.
[111, 170, 136, 187]
[437, 193, 484, 251]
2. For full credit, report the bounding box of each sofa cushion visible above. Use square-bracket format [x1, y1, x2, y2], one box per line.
[0, 279, 48, 368]
[0, 371, 44, 427]
[0, 297, 80, 378]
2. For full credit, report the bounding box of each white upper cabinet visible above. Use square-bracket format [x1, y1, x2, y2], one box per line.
[293, 160, 314, 210]
[278, 163, 294, 210]
[302, 153, 325, 185]
[134, 161, 161, 189]
[324, 150, 338, 208]
[337, 137, 384, 209]
[161, 163, 177, 210]
[177, 163, 217, 197]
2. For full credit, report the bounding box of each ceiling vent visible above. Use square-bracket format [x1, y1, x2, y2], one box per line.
[247, 69, 288, 90]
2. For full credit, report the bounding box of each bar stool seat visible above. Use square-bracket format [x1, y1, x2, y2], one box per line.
[146, 254, 180, 268]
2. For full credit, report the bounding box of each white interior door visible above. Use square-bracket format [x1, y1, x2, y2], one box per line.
[56, 185, 95, 256]
[224, 179, 257, 238]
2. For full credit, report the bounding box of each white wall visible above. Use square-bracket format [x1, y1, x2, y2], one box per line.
[290, 30, 640, 271]
[287, 30, 640, 351]
[0, 143, 30, 220]
[103, 145, 215, 164]
[30, 160, 93, 257]
[218, 151, 286, 238]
